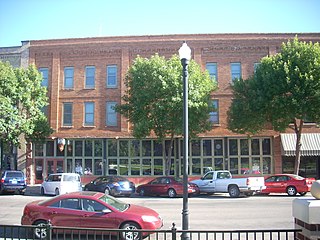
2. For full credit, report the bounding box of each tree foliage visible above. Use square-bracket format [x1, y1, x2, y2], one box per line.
[116, 54, 217, 175]
[0, 61, 53, 146]
[228, 37, 320, 174]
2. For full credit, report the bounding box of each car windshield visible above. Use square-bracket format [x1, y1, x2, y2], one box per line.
[6, 172, 23, 178]
[99, 194, 129, 212]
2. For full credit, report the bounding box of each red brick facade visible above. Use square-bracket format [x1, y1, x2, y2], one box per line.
[25, 33, 320, 184]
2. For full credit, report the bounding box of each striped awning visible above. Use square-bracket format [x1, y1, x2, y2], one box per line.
[280, 133, 320, 156]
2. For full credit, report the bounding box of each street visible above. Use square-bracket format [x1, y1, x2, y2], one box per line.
[0, 192, 307, 231]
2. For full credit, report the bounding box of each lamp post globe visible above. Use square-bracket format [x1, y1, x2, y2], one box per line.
[179, 42, 191, 240]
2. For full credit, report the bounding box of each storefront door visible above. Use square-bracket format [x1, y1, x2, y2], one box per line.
[46, 159, 64, 177]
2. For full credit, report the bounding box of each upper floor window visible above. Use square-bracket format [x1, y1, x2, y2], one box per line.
[84, 102, 95, 126]
[106, 65, 117, 88]
[63, 102, 73, 126]
[39, 68, 48, 87]
[254, 63, 261, 73]
[209, 99, 219, 124]
[206, 63, 217, 82]
[231, 63, 241, 82]
[64, 67, 74, 89]
[106, 102, 117, 126]
[85, 66, 95, 88]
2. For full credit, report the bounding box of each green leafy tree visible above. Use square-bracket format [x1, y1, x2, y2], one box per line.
[0, 61, 52, 148]
[227, 37, 320, 175]
[116, 54, 217, 175]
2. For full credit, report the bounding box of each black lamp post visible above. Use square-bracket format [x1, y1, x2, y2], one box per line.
[179, 42, 191, 240]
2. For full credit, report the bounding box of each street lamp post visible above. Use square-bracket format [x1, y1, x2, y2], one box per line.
[179, 42, 191, 240]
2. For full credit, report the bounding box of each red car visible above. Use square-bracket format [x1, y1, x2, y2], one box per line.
[21, 191, 163, 239]
[261, 174, 315, 196]
[136, 176, 199, 198]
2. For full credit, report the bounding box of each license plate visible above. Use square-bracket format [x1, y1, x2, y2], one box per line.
[11, 179, 18, 184]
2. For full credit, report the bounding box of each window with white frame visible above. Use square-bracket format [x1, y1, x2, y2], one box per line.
[106, 65, 117, 88]
[230, 62, 241, 82]
[64, 67, 74, 89]
[206, 63, 217, 82]
[63, 102, 73, 126]
[84, 102, 94, 126]
[39, 68, 49, 87]
[85, 66, 95, 88]
[106, 102, 117, 126]
[209, 99, 219, 124]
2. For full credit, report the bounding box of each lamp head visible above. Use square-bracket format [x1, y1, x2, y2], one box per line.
[179, 42, 191, 60]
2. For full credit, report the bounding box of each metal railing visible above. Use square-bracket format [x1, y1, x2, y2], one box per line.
[0, 224, 302, 240]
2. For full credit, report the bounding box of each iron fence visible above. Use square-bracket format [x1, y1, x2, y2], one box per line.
[0, 224, 302, 240]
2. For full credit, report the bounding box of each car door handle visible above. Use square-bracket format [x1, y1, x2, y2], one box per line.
[50, 211, 57, 215]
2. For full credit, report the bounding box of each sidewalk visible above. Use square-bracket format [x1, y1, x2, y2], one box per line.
[25, 184, 41, 196]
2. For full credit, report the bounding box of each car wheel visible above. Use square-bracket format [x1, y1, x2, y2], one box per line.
[287, 186, 297, 196]
[299, 192, 307, 196]
[167, 188, 177, 198]
[228, 185, 240, 198]
[139, 188, 145, 197]
[55, 188, 60, 196]
[33, 220, 48, 239]
[120, 222, 141, 240]
[104, 188, 110, 195]
[40, 187, 45, 196]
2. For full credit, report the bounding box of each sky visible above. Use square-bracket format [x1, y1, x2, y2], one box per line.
[1, 0, 320, 47]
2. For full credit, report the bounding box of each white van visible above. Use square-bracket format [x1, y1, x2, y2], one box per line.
[40, 173, 82, 195]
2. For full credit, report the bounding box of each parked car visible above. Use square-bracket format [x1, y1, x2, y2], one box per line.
[136, 176, 199, 198]
[21, 191, 163, 240]
[0, 170, 27, 195]
[84, 176, 135, 197]
[40, 173, 82, 196]
[260, 174, 316, 196]
[191, 170, 266, 197]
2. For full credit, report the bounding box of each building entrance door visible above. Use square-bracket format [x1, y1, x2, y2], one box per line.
[35, 159, 44, 184]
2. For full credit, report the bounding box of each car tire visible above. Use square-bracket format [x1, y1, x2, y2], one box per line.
[33, 220, 48, 239]
[299, 192, 307, 196]
[120, 222, 141, 240]
[139, 188, 145, 197]
[287, 186, 297, 196]
[167, 188, 177, 198]
[228, 185, 240, 198]
[55, 188, 60, 196]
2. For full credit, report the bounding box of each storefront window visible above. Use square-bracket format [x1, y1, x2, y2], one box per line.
[215, 158, 224, 170]
[94, 159, 102, 175]
[229, 139, 238, 156]
[165, 140, 174, 156]
[191, 140, 201, 156]
[35, 143, 44, 156]
[119, 140, 129, 157]
[75, 159, 83, 175]
[262, 138, 271, 155]
[192, 158, 201, 175]
[130, 140, 140, 157]
[203, 158, 213, 173]
[67, 140, 73, 156]
[131, 159, 140, 175]
[263, 157, 271, 174]
[154, 158, 163, 175]
[67, 159, 73, 173]
[108, 140, 117, 157]
[252, 157, 261, 174]
[75, 141, 83, 157]
[230, 157, 239, 174]
[119, 159, 128, 175]
[94, 140, 102, 157]
[84, 159, 93, 175]
[85, 140, 93, 156]
[251, 139, 260, 155]
[142, 159, 151, 175]
[46, 141, 54, 157]
[240, 139, 249, 155]
[154, 141, 163, 156]
[214, 139, 223, 156]
[241, 157, 249, 174]
[142, 140, 151, 156]
[203, 140, 212, 156]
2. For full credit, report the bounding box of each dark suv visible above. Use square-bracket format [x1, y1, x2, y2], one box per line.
[0, 170, 27, 194]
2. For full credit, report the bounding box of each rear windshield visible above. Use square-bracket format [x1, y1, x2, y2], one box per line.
[6, 172, 24, 178]
[63, 175, 80, 182]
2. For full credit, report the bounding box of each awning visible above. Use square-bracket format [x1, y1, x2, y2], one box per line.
[280, 133, 320, 156]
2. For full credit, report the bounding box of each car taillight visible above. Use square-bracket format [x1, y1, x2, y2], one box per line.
[1, 178, 4, 183]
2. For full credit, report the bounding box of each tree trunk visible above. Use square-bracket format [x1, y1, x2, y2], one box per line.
[293, 119, 304, 175]
[165, 134, 175, 176]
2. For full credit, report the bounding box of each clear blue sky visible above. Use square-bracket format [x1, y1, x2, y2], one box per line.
[1, 0, 320, 47]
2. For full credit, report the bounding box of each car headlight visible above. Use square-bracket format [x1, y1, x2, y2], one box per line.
[141, 215, 159, 222]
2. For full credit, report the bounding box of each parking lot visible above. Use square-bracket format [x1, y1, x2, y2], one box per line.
[0, 188, 310, 231]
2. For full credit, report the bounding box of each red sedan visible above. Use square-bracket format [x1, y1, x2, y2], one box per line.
[21, 191, 163, 240]
[136, 176, 199, 198]
[261, 174, 315, 196]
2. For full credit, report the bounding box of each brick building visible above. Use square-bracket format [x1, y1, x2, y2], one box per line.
[4, 33, 320, 184]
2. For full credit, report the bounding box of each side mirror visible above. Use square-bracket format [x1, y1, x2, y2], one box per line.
[102, 209, 112, 214]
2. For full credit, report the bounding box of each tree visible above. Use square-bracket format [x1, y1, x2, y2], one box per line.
[227, 37, 320, 175]
[0, 61, 52, 148]
[116, 54, 217, 175]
